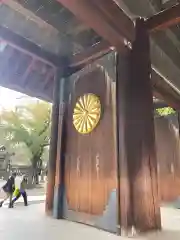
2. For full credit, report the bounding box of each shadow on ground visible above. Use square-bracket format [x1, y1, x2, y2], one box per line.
[144, 231, 180, 240]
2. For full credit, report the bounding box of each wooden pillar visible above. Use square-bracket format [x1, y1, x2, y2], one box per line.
[177, 111, 180, 138]
[45, 68, 61, 214]
[116, 18, 161, 235]
[53, 77, 69, 218]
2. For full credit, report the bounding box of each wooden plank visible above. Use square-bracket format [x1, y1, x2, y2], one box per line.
[53, 78, 64, 219]
[0, 24, 112, 71]
[70, 41, 112, 68]
[145, 3, 180, 32]
[0, 25, 61, 67]
[63, 66, 117, 232]
[56, 0, 180, 111]
[21, 58, 36, 86]
[2, 0, 86, 35]
[116, 48, 131, 235]
[45, 69, 61, 215]
[53, 77, 69, 219]
[152, 69, 180, 110]
[129, 20, 160, 231]
[116, 19, 161, 235]
[178, 112, 180, 138]
[1, 0, 180, 113]
[56, 0, 134, 52]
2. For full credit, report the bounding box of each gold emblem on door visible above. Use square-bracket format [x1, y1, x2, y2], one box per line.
[73, 93, 101, 134]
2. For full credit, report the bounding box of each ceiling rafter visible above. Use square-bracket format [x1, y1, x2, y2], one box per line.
[21, 58, 36, 87]
[0, 0, 180, 108]
[2, 0, 87, 36]
[0, 24, 113, 73]
[0, 25, 61, 67]
[55, 0, 180, 109]
[56, 0, 134, 52]
[145, 2, 180, 32]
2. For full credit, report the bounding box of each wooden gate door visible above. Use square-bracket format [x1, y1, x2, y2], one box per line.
[63, 63, 117, 232]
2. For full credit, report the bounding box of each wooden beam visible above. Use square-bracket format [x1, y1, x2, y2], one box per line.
[153, 88, 180, 110]
[44, 69, 55, 90]
[1, 0, 180, 113]
[53, 78, 69, 219]
[55, 0, 180, 109]
[153, 102, 168, 109]
[145, 3, 180, 32]
[1, 0, 57, 32]
[153, 99, 168, 109]
[71, 41, 180, 111]
[0, 24, 113, 69]
[116, 19, 161, 235]
[21, 58, 36, 87]
[56, 0, 134, 52]
[70, 41, 112, 68]
[178, 112, 180, 138]
[0, 25, 61, 67]
[151, 70, 180, 110]
[53, 78, 65, 219]
[45, 69, 61, 215]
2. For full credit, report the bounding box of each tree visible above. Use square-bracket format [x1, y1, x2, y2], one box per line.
[156, 107, 176, 116]
[0, 101, 51, 183]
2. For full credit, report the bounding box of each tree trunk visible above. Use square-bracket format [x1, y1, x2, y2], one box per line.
[31, 156, 41, 185]
[35, 172, 39, 184]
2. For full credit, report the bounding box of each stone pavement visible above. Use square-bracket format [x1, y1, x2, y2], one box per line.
[1, 202, 180, 240]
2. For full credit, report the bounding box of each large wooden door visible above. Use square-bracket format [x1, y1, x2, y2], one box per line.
[155, 115, 180, 202]
[63, 63, 117, 232]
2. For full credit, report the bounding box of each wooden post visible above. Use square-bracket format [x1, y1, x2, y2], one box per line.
[116, 48, 131, 235]
[53, 77, 69, 219]
[116, 18, 161, 235]
[177, 112, 180, 138]
[45, 68, 61, 214]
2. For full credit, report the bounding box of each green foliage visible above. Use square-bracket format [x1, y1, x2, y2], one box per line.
[0, 101, 51, 168]
[156, 107, 176, 116]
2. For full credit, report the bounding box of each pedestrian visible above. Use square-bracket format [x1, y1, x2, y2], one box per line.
[12, 175, 28, 207]
[0, 172, 16, 208]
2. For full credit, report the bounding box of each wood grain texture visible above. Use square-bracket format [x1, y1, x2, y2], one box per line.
[56, 0, 134, 52]
[155, 116, 180, 202]
[64, 65, 116, 217]
[45, 69, 61, 214]
[116, 19, 161, 234]
[145, 3, 180, 33]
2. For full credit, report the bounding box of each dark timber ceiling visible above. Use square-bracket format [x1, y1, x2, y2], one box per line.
[112, 0, 180, 108]
[117, 0, 180, 92]
[0, 0, 180, 105]
[0, 40, 54, 101]
[0, 0, 102, 101]
[2, 0, 102, 54]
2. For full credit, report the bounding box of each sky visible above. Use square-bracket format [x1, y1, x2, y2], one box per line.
[0, 86, 35, 110]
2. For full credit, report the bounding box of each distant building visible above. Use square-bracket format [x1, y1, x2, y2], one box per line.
[0, 145, 14, 171]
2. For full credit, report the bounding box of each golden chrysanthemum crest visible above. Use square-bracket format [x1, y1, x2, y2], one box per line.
[73, 93, 101, 134]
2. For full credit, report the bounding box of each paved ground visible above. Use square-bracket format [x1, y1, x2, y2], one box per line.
[1, 180, 180, 240]
[1, 202, 180, 240]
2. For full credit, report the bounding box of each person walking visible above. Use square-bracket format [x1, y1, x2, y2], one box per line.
[12, 175, 28, 207]
[0, 172, 16, 208]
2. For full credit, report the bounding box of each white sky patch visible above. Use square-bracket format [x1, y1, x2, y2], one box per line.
[0, 86, 39, 110]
